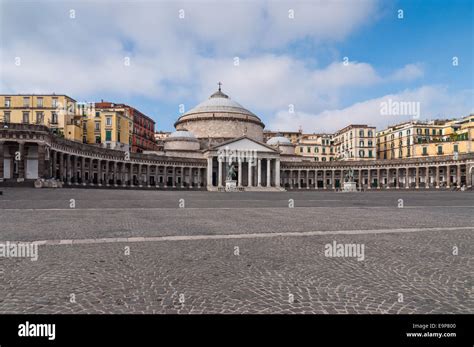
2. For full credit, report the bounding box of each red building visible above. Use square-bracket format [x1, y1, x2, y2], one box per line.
[93, 101, 157, 153]
[129, 107, 157, 153]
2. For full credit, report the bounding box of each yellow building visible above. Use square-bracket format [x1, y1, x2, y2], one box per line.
[0, 94, 83, 142]
[296, 133, 335, 161]
[78, 102, 133, 152]
[377, 115, 473, 159]
[333, 125, 376, 160]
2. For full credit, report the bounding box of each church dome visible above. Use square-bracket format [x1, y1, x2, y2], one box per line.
[267, 136, 291, 145]
[174, 84, 265, 143]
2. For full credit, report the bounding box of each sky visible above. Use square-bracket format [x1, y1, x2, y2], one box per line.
[0, 0, 473, 133]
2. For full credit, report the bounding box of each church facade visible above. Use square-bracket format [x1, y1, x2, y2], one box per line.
[1, 86, 473, 190]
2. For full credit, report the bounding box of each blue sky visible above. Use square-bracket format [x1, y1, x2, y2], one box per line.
[0, 0, 472, 133]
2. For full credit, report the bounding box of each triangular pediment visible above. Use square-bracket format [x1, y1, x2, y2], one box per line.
[211, 136, 278, 153]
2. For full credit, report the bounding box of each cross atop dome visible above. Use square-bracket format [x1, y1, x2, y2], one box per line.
[210, 82, 229, 99]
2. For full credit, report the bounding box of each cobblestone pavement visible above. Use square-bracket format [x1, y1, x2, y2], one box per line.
[0, 188, 472, 314]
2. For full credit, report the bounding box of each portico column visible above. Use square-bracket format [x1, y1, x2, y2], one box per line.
[207, 157, 213, 188]
[129, 163, 134, 187]
[197, 167, 202, 187]
[172, 166, 176, 188]
[358, 169, 362, 189]
[367, 169, 371, 190]
[377, 169, 381, 189]
[306, 169, 310, 189]
[267, 159, 271, 187]
[395, 168, 399, 189]
[66, 154, 72, 184]
[332, 169, 335, 190]
[81, 157, 86, 185]
[72, 156, 78, 184]
[297, 170, 301, 189]
[112, 162, 117, 186]
[275, 159, 280, 188]
[58, 152, 64, 182]
[218, 158, 223, 188]
[248, 160, 253, 187]
[444, 166, 449, 189]
[467, 165, 472, 188]
[181, 166, 185, 188]
[425, 167, 430, 189]
[164, 166, 168, 188]
[257, 159, 262, 187]
[405, 167, 409, 189]
[17, 142, 25, 181]
[314, 169, 318, 190]
[97, 159, 102, 186]
[386, 168, 390, 189]
[323, 170, 327, 189]
[415, 167, 419, 189]
[146, 165, 151, 187]
[436, 166, 440, 188]
[238, 158, 242, 187]
[37, 144, 46, 179]
[456, 164, 461, 188]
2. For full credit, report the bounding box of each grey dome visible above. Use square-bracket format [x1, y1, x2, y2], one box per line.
[178, 87, 260, 120]
[267, 136, 291, 145]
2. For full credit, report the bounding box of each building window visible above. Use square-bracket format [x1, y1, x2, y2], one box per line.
[368, 130, 372, 137]
[83, 136, 87, 144]
[106, 117, 112, 126]
[95, 136, 101, 144]
[35, 111, 44, 124]
[37, 97, 43, 107]
[359, 130, 364, 137]
[368, 140, 373, 147]
[368, 150, 373, 158]
[422, 147, 427, 155]
[95, 122, 100, 131]
[359, 150, 365, 157]
[52, 98, 58, 108]
[51, 112, 58, 124]
[437, 146, 443, 154]
[95, 111, 100, 118]
[105, 130, 112, 141]
[359, 140, 364, 147]
[307, 147, 311, 153]
[4, 97, 11, 107]
[454, 144, 458, 153]
[22, 111, 29, 123]
[3, 111, 11, 123]
[23, 97, 30, 107]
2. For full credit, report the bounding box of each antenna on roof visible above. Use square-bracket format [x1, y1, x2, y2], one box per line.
[218, 82, 222, 91]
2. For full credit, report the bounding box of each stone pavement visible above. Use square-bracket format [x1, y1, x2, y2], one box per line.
[0, 188, 472, 314]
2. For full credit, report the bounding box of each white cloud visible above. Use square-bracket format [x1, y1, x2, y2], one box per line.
[268, 86, 474, 133]
[390, 63, 424, 81]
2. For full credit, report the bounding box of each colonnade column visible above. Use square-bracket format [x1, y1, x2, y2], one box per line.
[377, 169, 381, 189]
[207, 158, 213, 188]
[181, 166, 185, 188]
[267, 159, 271, 187]
[405, 167, 409, 189]
[332, 169, 335, 190]
[257, 159, 262, 187]
[314, 169, 318, 190]
[0, 142, 4, 181]
[238, 158, 242, 187]
[395, 168, 399, 189]
[445, 166, 449, 189]
[425, 167, 429, 189]
[415, 167, 419, 189]
[436, 166, 440, 189]
[248, 160, 253, 187]
[456, 164, 461, 188]
[275, 159, 280, 188]
[367, 169, 371, 190]
[218, 158, 223, 188]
